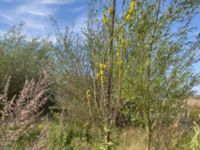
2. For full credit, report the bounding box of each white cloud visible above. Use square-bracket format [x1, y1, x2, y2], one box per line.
[40, 0, 78, 5]
[16, 2, 53, 17]
[1, 0, 78, 4]
[0, 1, 55, 36]
[72, 5, 85, 13]
[0, 0, 86, 38]
[0, 13, 14, 23]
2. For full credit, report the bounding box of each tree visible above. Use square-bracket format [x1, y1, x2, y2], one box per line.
[122, 0, 200, 149]
[85, 0, 135, 149]
[86, 0, 200, 149]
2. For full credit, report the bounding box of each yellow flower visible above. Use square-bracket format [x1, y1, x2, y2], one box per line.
[116, 51, 120, 57]
[116, 51, 123, 65]
[102, 12, 109, 26]
[99, 64, 107, 70]
[108, 8, 113, 14]
[96, 73, 100, 79]
[100, 75, 106, 85]
[126, 14, 132, 21]
[121, 28, 126, 49]
[98, 63, 107, 84]
[130, 0, 136, 8]
[100, 69, 104, 75]
[118, 59, 123, 65]
[125, 0, 136, 21]
[121, 39, 126, 47]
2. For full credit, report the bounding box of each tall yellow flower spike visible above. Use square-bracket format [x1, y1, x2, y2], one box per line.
[121, 28, 126, 50]
[99, 64, 107, 70]
[99, 64, 107, 84]
[125, 0, 136, 21]
[116, 51, 120, 57]
[96, 73, 100, 79]
[116, 51, 123, 65]
[121, 39, 126, 48]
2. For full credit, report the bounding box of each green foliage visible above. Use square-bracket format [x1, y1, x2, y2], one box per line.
[86, 0, 200, 149]
[14, 125, 42, 150]
[43, 114, 94, 150]
[119, 0, 200, 148]
[0, 0, 200, 149]
[52, 24, 92, 121]
[0, 24, 54, 98]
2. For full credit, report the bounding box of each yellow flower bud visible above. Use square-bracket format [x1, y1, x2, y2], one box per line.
[116, 51, 123, 65]
[96, 73, 100, 79]
[125, 0, 136, 21]
[116, 51, 120, 57]
[99, 64, 107, 70]
[86, 90, 91, 99]
[108, 8, 113, 14]
[121, 39, 126, 48]
[101, 76, 106, 84]
[126, 14, 131, 21]
[102, 13, 109, 26]
[100, 70, 104, 75]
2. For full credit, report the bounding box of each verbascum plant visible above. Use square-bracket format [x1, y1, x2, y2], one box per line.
[102, 12, 109, 27]
[125, 0, 136, 21]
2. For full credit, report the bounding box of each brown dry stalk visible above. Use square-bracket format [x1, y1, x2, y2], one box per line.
[0, 70, 52, 145]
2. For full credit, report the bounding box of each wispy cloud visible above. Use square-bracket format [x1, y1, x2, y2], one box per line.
[0, 0, 87, 38]
[1, 0, 79, 4]
[40, 0, 78, 5]
[72, 5, 86, 13]
[0, 1, 54, 29]
[16, 2, 53, 16]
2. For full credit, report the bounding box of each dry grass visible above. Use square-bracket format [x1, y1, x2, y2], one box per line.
[187, 97, 200, 109]
[117, 128, 146, 150]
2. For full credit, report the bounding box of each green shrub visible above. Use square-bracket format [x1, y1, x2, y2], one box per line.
[0, 24, 54, 99]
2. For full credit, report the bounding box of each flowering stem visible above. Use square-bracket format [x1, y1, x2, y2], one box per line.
[106, 0, 116, 149]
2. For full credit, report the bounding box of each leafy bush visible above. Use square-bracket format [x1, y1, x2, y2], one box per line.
[0, 24, 54, 99]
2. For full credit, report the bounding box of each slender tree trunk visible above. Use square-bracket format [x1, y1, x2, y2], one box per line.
[106, 0, 116, 149]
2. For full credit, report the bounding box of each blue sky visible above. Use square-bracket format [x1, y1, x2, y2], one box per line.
[0, 0, 88, 38]
[0, 0, 199, 94]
